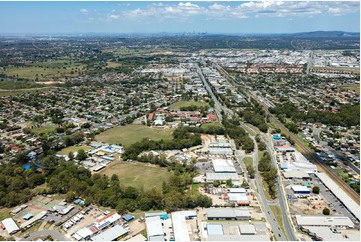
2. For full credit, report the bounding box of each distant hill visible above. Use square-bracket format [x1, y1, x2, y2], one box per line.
[287, 31, 360, 38]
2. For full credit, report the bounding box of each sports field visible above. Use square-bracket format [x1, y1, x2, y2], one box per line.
[99, 162, 173, 190]
[31, 124, 56, 135]
[169, 101, 209, 110]
[95, 124, 173, 147]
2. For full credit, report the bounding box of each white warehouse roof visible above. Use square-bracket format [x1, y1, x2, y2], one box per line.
[91, 225, 128, 241]
[145, 216, 164, 240]
[207, 224, 224, 235]
[291, 185, 310, 192]
[295, 215, 354, 227]
[212, 159, 236, 173]
[171, 210, 196, 242]
[1, 218, 19, 234]
[316, 172, 360, 220]
[206, 173, 239, 182]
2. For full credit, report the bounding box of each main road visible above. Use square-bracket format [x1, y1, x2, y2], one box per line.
[197, 62, 296, 241]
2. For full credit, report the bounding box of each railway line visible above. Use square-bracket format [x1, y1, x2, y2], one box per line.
[259, 100, 360, 204]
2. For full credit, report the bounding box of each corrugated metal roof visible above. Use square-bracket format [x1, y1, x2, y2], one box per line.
[295, 215, 354, 227]
[146, 216, 164, 239]
[91, 225, 128, 241]
[316, 172, 360, 220]
[1, 218, 19, 234]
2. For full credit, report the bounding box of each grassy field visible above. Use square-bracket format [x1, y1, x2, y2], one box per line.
[201, 122, 221, 129]
[269, 205, 287, 239]
[31, 124, 56, 135]
[95, 124, 173, 147]
[169, 101, 209, 110]
[99, 162, 173, 190]
[0, 207, 12, 221]
[106, 62, 122, 68]
[243, 157, 253, 168]
[341, 85, 360, 94]
[58, 145, 92, 155]
[0, 59, 85, 81]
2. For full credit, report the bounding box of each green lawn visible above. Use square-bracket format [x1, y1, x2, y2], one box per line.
[99, 162, 173, 190]
[201, 122, 222, 129]
[31, 124, 56, 135]
[269, 205, 287, 239]
[341, 85, 360, 94]
[0, 207, 12, 221]
[169, 101, 209, 110]
[95, 124, 173, 147]
[58, 145, 92, 155]
[106, 62, 122, 68]
[243, 157, 253, 168]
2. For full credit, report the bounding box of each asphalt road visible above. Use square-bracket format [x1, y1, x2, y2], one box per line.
[199, 61, 293, 241]
[21, 230, 68, 241]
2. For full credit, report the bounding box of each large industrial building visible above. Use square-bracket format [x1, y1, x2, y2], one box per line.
[206, 208, 251, 220]
[171, 210, 197, 241]
[295, 215, 355, 228]
[91, 225, 128, 241]
[1, 218, 19, 235]
[315, 172, 360, 221]
[145, 216, 165, 241]
[291, 185, 311, 194]
[212, 159, 236, 173]
[206, 173, 239, 182]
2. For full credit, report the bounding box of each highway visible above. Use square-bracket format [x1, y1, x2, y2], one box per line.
[198, 62, 294, 241]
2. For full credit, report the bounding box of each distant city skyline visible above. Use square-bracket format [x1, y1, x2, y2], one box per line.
[0, 1, 359, 34]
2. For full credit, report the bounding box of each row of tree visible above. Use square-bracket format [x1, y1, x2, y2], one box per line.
[258, 152, 278, 199]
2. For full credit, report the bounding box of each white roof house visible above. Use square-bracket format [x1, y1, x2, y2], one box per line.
[1, 218, 19, 234]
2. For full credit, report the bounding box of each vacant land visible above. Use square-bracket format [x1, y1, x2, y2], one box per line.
[58, 145, 92, 155]
[99, 162, 173, 190]
[169, 101, 209, 110]
[0, 59, 85, 81]
[106, 62, 122, 68]
[201, 122, 221, 129]
[341, 85, 360, 94]
[95, 124, 173, 147]
[31, 124, 56, 135]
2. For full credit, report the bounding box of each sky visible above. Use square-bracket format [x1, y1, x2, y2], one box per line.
[0, 1, 359, 34]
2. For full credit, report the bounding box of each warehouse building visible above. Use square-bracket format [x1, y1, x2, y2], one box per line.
[206, 173, 239, 182]
[171, 210, 197, 241]
[208, 142, 233, 155]
[315, 172, 360, 221]
[206, 208, 251, 220]
[291, 185, 311, 194]
[212, 159, 236, 173]
[239, 224, 256, 235]
[145, 216, 165, 241]
[227, 193, 250, 206]
[208, 234, 270, 241]
[1, 218, 19, 235]
[91, 225, 128, 241]
[283, 170, 310, 179]
[295, 215, 354, 228]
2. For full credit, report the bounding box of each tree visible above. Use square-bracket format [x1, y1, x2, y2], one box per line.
[323, 207, 330, 215]
[312, 186, 320, 194]
[68, 152, 74, 160]
[76, 149, 87, 161]
[226, 179, 233, 188]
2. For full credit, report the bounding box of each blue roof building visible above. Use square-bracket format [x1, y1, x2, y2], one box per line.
[23, 213, 33, 220]
[122, 214, 135, 222]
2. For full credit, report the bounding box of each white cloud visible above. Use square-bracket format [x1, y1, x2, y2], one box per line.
[80, 9, 88, 13]
[103, 1, 359, 22]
